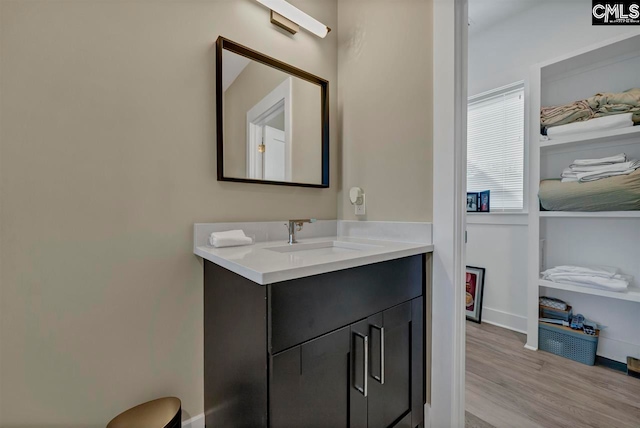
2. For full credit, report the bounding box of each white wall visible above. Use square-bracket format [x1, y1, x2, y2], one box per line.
[467, 0, 635, 334]
[466, 217, 528, 332]
[469, 0, 634, 96]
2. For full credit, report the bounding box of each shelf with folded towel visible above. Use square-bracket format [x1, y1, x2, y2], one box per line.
[539, 278, 640, 303]
[540, 211, 640, 218]
[539, 126, 640, 149]
[529, 33, 640, 355]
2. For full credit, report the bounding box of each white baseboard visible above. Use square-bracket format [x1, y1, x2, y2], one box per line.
[481, 307, 527, 334]
[183, 413, 205, 428]
[424, 403, 431, 428]
[597, 336, 640, 363]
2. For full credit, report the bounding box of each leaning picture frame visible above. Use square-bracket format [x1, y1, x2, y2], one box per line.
[478, 190, 490, 213]
[466, 192, 479, 212]
[465, 266, 486, 323]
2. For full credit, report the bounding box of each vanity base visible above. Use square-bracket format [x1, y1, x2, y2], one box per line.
[204, 254, 430, 428]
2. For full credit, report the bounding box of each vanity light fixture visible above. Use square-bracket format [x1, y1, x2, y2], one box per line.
[255, 0, 331, 38]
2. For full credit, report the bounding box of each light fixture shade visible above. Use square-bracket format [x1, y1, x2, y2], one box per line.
[256, 0, 330, 38]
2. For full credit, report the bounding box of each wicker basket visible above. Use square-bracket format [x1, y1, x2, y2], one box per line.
[538, 322, 598, 366]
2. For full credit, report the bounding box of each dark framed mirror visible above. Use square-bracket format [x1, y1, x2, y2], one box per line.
[216, 36, 329, 188]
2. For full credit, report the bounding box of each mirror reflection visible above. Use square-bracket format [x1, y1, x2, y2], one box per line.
[217, 38, 328, 187]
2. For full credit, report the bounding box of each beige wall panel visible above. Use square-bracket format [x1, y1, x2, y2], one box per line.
[338, 0, 433, 221]
[0, 0, 337, 426]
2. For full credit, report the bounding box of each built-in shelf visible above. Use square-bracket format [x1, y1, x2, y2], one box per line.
[539, 126, 640, 149]
[539, 279, 640, 303]
[540, 211, 640, 218]
[528, 32, 640, 351]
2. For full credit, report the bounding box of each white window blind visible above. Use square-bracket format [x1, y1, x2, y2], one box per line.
[467, 83, 525, 211]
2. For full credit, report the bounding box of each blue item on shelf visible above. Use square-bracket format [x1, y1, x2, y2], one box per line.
[570, 314, 585, 330]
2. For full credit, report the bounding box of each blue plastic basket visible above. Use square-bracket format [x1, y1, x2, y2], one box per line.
[539, 322, 598, 366]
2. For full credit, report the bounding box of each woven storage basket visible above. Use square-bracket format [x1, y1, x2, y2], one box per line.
[539, 322, 598, 366]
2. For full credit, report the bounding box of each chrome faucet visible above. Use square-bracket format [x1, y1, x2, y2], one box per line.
[285, 219, 317, 244]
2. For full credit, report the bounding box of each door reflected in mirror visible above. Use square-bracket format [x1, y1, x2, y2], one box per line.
[217, 37, 329, 188]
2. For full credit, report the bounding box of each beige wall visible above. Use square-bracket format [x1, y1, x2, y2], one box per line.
[0, 0, 337, 426]
[338, 0, 433, 221]
[291, 78, 322, 183]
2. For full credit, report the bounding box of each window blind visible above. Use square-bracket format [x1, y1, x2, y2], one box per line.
[467, 83, 525, 211]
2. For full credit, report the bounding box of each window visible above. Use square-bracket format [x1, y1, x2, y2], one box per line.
[467, 82, 525, 211]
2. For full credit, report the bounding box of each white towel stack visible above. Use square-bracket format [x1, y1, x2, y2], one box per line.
[560, 153, 640, 183]
[209, 230, 253, 248]
[541, 265, 631, 292]
[547, 113, 634, 139]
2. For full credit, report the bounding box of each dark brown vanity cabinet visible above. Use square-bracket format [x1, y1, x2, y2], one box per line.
[350, 300, 421, 428]
[204, 254, 429, 428]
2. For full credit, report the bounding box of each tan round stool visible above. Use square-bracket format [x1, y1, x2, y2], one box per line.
[107, 397, 181, 428]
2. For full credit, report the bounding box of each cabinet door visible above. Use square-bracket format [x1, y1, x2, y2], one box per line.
[368, 301, 412, 428]
[350, 301, 414, 428]
[271, 326, 350, 428]
[350, 319, 370, 428]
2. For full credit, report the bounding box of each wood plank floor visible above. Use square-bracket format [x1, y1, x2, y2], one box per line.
[465, 322, 640, 428]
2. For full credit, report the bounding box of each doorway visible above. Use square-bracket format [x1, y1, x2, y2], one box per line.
[246, 77, 292, 181]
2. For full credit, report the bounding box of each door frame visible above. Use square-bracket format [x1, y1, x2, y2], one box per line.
[262, 125, 287, 181]
[246, 77, 293, 181]
[430, 0, 468, 427]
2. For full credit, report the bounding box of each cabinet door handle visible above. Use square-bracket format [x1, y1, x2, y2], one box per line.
[371, 325, 384, 385]
[353, 332, 368, 397]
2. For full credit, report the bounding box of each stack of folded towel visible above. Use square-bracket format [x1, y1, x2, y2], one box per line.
[544, 113, 634, 140]
[541, 265, 631, 292]
[209, 230, 253, 248]
[561, 153, 640, 183]
[541, 88, 640, 135]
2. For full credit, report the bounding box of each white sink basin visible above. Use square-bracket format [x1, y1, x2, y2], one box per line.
[266, 240, 381, 256]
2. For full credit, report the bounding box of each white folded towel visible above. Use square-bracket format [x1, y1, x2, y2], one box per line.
[571, 153, 627, 167]
[209, 230, 253, 248]
[560, 167, 579, 182]
[576, 160, 640, 182]
[571, 160, 640, 173]
[547, 113, 633, 139]
[544, 274, 629, 292]
[558, 154, 640, 183]
[542, 265, 618, 278]
[541, 265, 631, 292]
[561, 167, 578, 178]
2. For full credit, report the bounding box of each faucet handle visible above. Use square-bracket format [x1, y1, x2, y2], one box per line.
[291, 218, 317, 225]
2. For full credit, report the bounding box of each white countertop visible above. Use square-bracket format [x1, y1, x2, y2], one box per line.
[194, 236, 433, 285]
